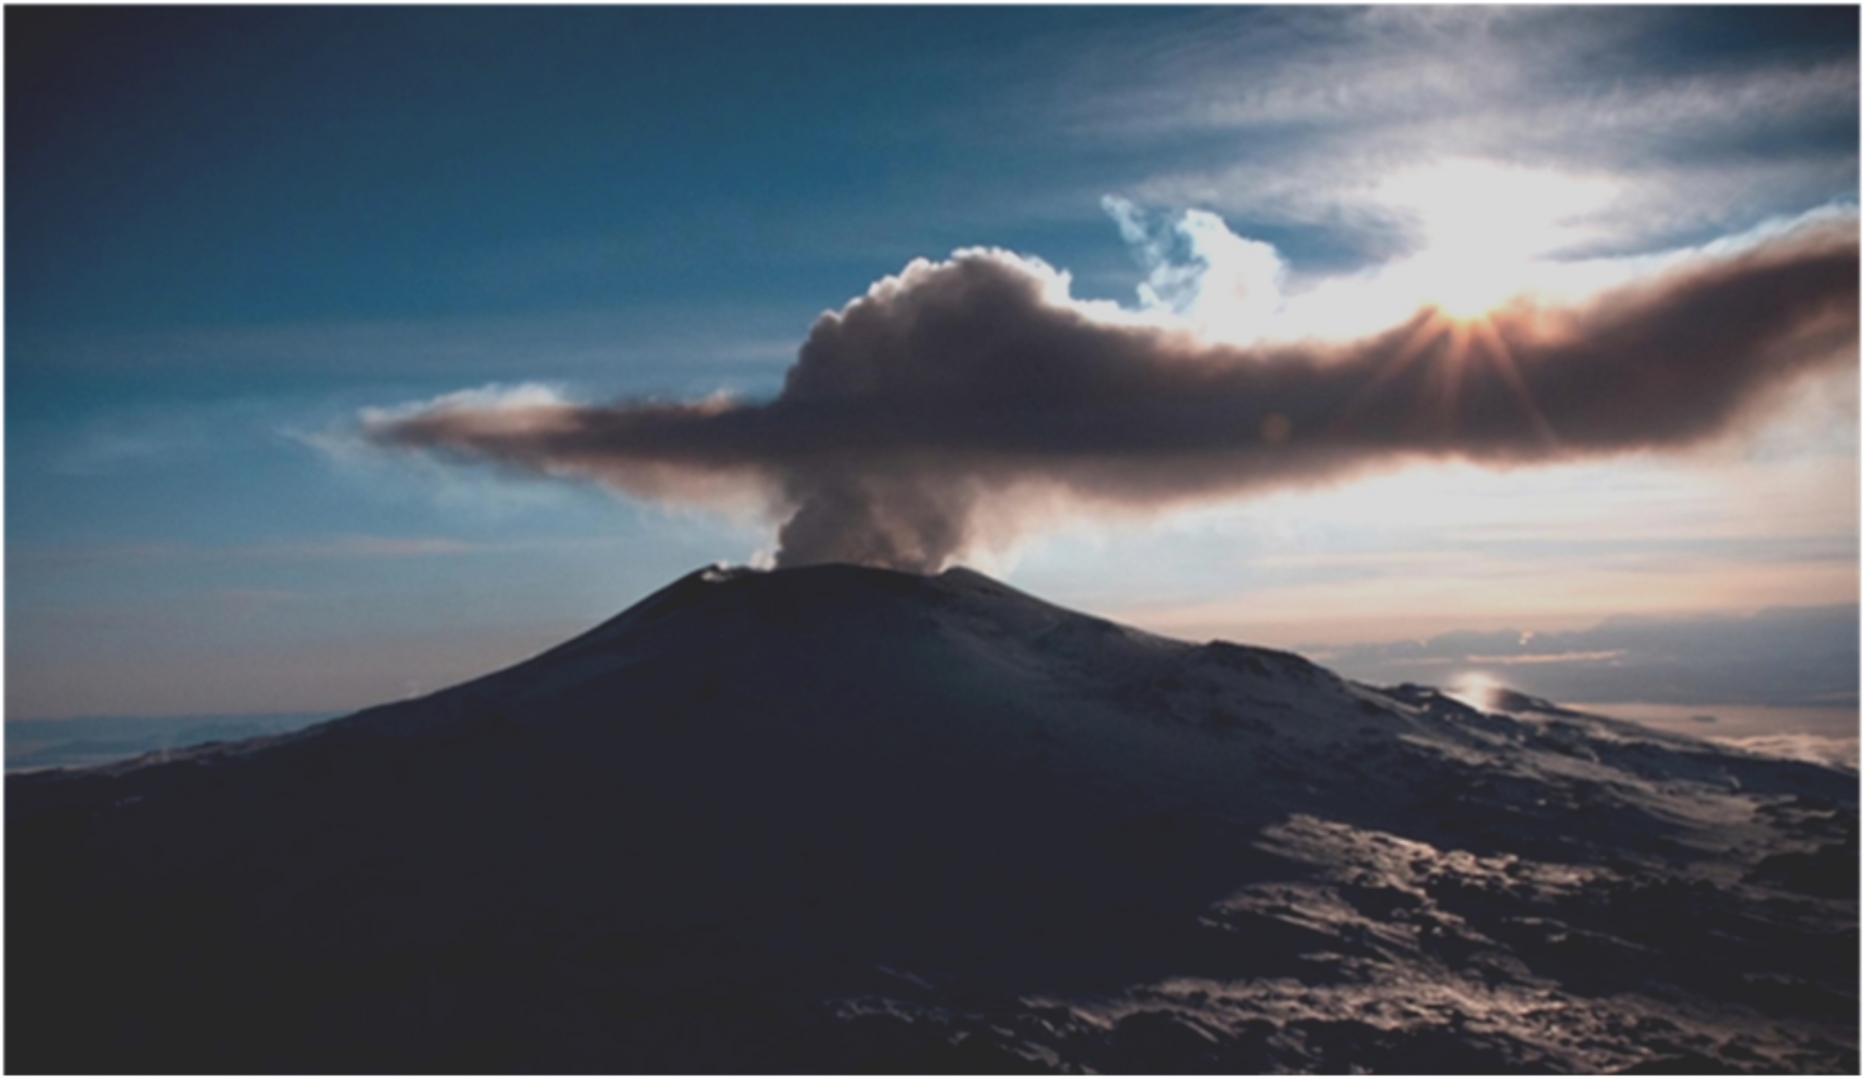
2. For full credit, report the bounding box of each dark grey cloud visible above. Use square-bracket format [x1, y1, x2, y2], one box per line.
[365, 218, 1858, 572]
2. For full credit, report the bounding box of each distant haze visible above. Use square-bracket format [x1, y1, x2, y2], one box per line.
[5, 713, 330, 772]
[1312, 605, 1859, 708]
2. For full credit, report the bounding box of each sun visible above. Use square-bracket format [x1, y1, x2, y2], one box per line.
[1408, 251, 1523, 321]
[1382, 159, 1615, 319]
[1323, 297, 1559, 449]
[1295, 159, 1616, 442]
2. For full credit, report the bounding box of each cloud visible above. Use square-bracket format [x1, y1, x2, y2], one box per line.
[1050, 7, 1858, 261]
[1457, 650, 1627, 667]
[362, 210, 1857, 574]
[10, 309, 800, 393]
[1103, 195, 1287, 342]
[357, 382, 571, 427]
[9, 535, 485, 569]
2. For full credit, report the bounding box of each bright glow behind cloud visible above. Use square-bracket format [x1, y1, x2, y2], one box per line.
[1375, 160, 1620, 318]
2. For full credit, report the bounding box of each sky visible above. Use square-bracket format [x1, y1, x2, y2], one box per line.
[7, 6, 1860, 722]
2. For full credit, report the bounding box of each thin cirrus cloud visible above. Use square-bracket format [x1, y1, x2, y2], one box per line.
[1047, 7, 1858, 261]
[10, 308, 801, 387]
[362, 211, 1858, 575]
[10, 534, 486, 570]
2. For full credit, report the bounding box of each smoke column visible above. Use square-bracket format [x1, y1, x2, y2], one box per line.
[366, 218, 1859, 572]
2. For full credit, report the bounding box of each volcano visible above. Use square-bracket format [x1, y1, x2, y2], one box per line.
[7, 564, 1857, 1072]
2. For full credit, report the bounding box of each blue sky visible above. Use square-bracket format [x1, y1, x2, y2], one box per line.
[8, 6, 1859, 719]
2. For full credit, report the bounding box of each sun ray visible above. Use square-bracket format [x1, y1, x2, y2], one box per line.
[1430, 318, 1472, 443]
[1325, 310, 1452, 439]
[1470, 317, 1559, 449]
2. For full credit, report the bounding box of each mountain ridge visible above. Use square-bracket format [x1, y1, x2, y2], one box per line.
[7, 563, 1856, 1072]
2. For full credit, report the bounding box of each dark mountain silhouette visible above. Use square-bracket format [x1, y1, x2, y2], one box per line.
[7, 564, 1857, 1072]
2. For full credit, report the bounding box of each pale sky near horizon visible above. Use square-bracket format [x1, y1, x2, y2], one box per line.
[8, 6, 1859, 720]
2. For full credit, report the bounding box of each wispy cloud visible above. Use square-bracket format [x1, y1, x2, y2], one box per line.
[11, 534, 486, 569]
[1034, 7, 1857, 261]
[49, 431, 198, 477]
[40, 405, 240, 477]
[1456, 650, 1626, 667]
[10, 308, 801, 394]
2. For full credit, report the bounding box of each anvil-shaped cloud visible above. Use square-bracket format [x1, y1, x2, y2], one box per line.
[365, 217, 1858, 572]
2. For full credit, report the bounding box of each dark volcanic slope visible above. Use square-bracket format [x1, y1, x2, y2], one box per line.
[8, 565, 1858, 1073]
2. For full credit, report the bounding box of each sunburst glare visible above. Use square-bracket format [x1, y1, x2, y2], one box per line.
[1382, 159, 1618, 319]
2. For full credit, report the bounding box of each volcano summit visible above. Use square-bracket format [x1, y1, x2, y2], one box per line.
[7, 565, 1857, 1072]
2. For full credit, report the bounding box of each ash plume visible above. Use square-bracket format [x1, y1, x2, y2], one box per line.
[365, 218, 1859, 572]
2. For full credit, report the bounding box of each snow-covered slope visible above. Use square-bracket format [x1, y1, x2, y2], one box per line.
[8, 564, 1856, 1072]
